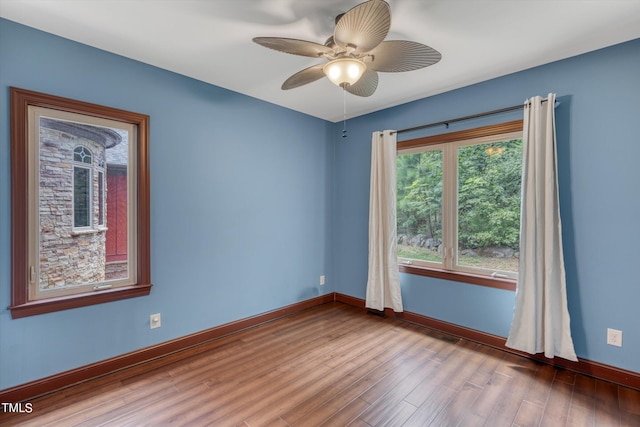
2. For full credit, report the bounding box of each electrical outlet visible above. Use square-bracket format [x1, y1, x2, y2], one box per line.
[150, 313, 161, 329]
[319, 275, 325, 285]
[607, 328, 622, 347]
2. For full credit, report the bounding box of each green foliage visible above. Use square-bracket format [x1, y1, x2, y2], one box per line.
[396, 150, 442, 239]
[397, 139, 522, 250]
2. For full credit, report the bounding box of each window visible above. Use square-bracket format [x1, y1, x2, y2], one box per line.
[9, 87, 151, 318]
[396, 120, 523, 290]
[73, 146, 93, 229]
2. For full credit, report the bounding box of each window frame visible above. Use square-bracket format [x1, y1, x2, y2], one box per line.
[397, 120, 523, 291]
[9, 87, 152, 318]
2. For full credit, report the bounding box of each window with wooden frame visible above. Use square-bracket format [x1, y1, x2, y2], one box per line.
[396, 120, 523, 291]
[9, 87, 151, 318]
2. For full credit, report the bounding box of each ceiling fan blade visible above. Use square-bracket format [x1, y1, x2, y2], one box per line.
[281, 64, 326, 90]
[345, 69, 378, 97]
[253, 37, 333, 57]
[334, 0, 391, 54]
[368, 40, 442, 72]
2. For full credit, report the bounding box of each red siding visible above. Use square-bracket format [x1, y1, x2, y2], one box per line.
[106, 172, 128, 262]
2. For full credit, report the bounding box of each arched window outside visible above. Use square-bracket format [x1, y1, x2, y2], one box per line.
[73, 146, 92, 163]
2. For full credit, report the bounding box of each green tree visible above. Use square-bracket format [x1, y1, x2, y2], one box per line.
[457, 139, 522, 249]
[397, 150, 442, 239]
[397, 139, 522, 250]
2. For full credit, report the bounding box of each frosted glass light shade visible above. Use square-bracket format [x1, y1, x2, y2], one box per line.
[323, 58, 366, 88]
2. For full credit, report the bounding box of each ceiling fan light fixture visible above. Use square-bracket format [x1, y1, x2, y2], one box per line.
[323, 58, 366, 88]
[254, 0, 440, 97]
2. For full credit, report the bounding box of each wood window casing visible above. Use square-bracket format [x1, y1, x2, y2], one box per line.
[397, 120, 523, 292]
[9, 87, 152, 318]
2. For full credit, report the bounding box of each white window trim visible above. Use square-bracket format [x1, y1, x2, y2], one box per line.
[28, 106, 138, 300]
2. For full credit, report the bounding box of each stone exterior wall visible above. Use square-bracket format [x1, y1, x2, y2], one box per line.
[38, 125, 107, 289]
[105, 261, 128, 281]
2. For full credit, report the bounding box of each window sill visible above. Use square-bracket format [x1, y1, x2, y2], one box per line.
[399, 264, 516, 291]
[8, 283, 152, 319]
[71, 227, 107, 236]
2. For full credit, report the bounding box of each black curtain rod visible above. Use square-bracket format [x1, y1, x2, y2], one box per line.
[394, 98, 550, 135]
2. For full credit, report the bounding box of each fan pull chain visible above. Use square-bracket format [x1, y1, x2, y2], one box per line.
[342, 87, 347, 138]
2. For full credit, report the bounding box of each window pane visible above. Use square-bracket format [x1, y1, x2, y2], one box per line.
[37, 115, 130, 292]
[397, 149, 443, 263]
[73, 146, 92, 163]
[105, 138, 129, 280]
[457, 139, 522, 273]
[74, 167, 91, 227]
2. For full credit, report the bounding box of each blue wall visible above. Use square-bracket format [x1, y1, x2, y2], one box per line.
[1, 17, 638, 391]
[0, 19, 334, 390]
[332, 38, 640, 373]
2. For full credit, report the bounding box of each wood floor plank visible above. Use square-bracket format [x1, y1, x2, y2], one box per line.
[236, 348, 384, 425]
[403, 339, 483, 407]
[479, 354, 540, 427]
[567, 373, 596, 427]
[318, 397, 371, 427]
[77, 379, 179, 426]
[594, 379, 622, 427]
[621, 410, 640, 427]
[401, 385, 458, 427]
[359, 399, 417, 427]
[523, 363, 556, 407]
[618, 385, 640, 415]
[104, 383, 209, 426]
[287, 348, 430, 426]
[457, 372, 512, 426]
[153, 314, 398, 425]
[347, 419, 373, 427]
[530, 378, 572, 427]
[513, 400, 545, 427]
[554, 367, 577, 385]
[466, 345, 506, 387]
[181, 358, 335, 424]
[282, 331, 408, 423]
[260, 417, 291, 427]
[3, 302, 638, 427]
[358, 347, 437, 405]
[282, 322, 430, 426]
[356, 358, 436, 425]
[194, 323, 401, 425]
[245, 322, 410, 425]
[169, 313, 363, 395]
[424, 381, 483, 427]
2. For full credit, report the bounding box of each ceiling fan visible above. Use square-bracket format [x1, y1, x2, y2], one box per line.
[253, 0, 442, 97]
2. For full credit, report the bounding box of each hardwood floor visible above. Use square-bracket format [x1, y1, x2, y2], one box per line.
[2, 302, 639, 426]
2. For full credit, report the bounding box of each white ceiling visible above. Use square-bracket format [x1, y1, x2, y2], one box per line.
[2, 0, 640, 122]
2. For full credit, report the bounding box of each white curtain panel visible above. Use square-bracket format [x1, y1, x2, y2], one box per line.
[506, 94, 577, 361]
[365, 130, 403, 312]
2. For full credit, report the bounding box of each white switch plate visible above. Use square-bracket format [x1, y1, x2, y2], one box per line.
[607, 328, 622, 347]
[319, 275, 325, 285]
[150, 313, 161, 329]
